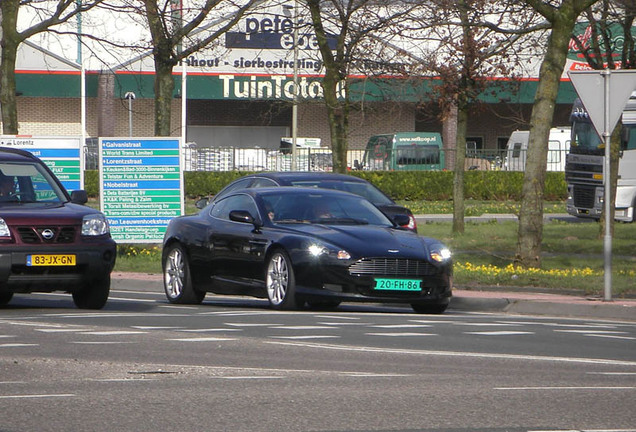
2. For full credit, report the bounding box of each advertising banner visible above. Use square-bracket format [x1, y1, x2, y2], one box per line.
[99, 137, 183, 243]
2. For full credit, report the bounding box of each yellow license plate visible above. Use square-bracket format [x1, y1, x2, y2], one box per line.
[27, 254, 76, 266]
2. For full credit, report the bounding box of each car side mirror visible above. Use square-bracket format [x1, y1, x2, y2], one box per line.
[392, 214, 411, 228]
[70, 190, 88, 205]
[229, 210, 262, 228]
[195, 197, 210, 209]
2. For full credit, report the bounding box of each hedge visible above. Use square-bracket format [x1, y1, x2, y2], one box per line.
[84, 170, 567, 201]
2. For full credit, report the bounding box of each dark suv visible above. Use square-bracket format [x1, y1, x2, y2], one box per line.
[0, 147, 116, 309]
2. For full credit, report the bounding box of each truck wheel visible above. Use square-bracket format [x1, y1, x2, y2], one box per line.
[73, 275, 110, 309]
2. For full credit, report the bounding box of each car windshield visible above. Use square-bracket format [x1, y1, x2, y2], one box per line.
[261, 191, 393, 226]
[288, 179, 393, 205]
[0, 162, 67, 204]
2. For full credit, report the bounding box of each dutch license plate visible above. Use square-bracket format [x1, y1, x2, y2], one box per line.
[374, 278, 421, 292]
[27, 254, 76, 266]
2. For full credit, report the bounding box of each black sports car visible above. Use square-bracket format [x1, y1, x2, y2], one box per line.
[163, 188, 452, 313]
[201, 172, 418, 231]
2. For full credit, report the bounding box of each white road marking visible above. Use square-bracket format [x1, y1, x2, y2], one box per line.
[79, 331, 147, 335]
[71, 341, 136, 345]
[455, 322, 520, 327]
[366, 332, 436, 337]
[555, 330, 627, 334]
[130, 326, 184, 330]
[318, 322, 374, 326]
[0, 344, 38, 348]
[588, 372, 636, 376]
[464, 331, 534, 336]
[370, 324, 432, 329]
[225, 323, 282, 327]
[176, 328, 242, 333]
[107, 296, 157, 303]
[167, 337, 237, 342]
[269, 335, 340, 340]
[265, 341, 636, 366]
[583, 334, 636, 340]
[0, 394, 75, 399]
[313, 315, 360, 320]
[218, 376, 284, 380]
[269, 326, 335, 330]
[35, 328, 93, 333]
[530, 429, 636, 432]
[496, 386, 635, 390]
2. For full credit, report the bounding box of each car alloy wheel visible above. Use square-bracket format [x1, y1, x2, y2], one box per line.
[164, 246, 186, 300]
[266, 250, 301, 310]
[162, 244, 205, 304]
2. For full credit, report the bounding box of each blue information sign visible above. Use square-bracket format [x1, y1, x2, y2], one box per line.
[99, 138, 183, 243]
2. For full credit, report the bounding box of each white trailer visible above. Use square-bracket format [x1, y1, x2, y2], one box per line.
[504, 127, 571, 172]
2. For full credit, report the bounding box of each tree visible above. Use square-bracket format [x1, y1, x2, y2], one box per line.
[305, 0, 419, 173]
[137, 0, 258, 136]
[0, 0, 104, 134]
[421, 0, 535, 233]
[515, 0, 599, 268]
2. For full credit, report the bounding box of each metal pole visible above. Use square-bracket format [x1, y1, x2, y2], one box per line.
[602, 69, 612, 301]
[128, 97, 133, 137]
[291, 0, 299, 171]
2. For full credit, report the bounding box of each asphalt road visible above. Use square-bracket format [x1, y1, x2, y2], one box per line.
[1, 288, 635, 432]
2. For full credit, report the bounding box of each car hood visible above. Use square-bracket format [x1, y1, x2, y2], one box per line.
[285, 224, 433, 259]
[376, 203, 412, 216]
[0, 202, 101, 225]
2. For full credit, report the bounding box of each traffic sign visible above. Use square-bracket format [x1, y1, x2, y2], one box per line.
[568, 70, 636, 137]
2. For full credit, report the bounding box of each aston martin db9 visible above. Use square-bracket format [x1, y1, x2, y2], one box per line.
[162, 188, 452, 313]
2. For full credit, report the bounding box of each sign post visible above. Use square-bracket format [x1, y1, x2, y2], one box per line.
[568, 70, 636, 301]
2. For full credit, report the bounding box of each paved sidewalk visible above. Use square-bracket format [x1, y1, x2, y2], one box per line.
[111, 272, 636, 322]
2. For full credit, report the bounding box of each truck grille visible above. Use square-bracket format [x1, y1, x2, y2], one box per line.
[572, 185, 597, 209]
[16, 226, 76, 244]
[349, 258, 434, 276]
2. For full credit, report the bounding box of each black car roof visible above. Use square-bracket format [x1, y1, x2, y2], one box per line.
[237, 186, 361, 199]
[0, 147, 41, 163]
[243, 172, 367, 184]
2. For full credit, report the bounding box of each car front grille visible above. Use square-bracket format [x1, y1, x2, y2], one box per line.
[349, 258, 435, 277]
[16, 226, 76, 244]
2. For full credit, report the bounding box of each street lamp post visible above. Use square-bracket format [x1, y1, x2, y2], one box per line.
[124, 92, 136, 137]
[284, 2, 299, 171]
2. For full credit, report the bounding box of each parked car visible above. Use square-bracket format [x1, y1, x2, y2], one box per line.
[200, 172, 418, 231]
[0, 147, 116, 309]
[163, 187, 452, 313]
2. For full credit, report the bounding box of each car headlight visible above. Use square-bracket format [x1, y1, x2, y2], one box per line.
[0, 217, 10, 237]
[308, 243, 351, 260]
[430, 245, 452, 263]
[82, 214, 110, 236]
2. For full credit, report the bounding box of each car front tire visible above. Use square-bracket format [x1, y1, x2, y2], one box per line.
[163, 243, 205, 304]
[266, 250, 302, 310]
[72, 275, 110, 309]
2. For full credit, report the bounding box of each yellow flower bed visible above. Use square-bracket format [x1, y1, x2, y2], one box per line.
[455, 262, 635, 278]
